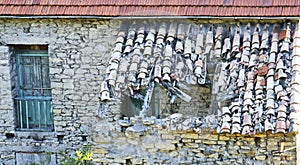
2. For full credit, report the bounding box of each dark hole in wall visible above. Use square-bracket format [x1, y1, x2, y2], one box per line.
[120, 84, 161, 118]
[5, 133, 14, 139]
[57, 135, 64, 144]
[23, 27, 30, 33]
[121, 94, 141, 117]
[126, 159, 132, 165]
[174, 143, 178, 148]
[81, 135, 87, 142]
[121, 126, 126, 132]
[120, 89, 159, 118]
[255, 137, 260, 146]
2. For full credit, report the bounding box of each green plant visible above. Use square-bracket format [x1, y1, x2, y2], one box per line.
[59, 144, 93, 165]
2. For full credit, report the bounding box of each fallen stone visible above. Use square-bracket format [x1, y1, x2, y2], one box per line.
[125, 125, 148, 138]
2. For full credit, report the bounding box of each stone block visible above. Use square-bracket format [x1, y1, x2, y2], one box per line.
[190, 149, 201, 153]
[50, 68, 63, 74]
[56, 53, 67, 58]
[267, 140, 279, 146]
[0, 60, 8, 65]
[95, 44, 109, 53]
[113, 157, 126, 164]
[181, 133, 199, 139]
[147, 148, 158, 153]
[182, 138, 193, 143]
[207, 153, 218, 159]
[255, 155, 266, 161]
[203, 140, 217, 145]
[55, 121, 67, 126]
[254, 133, 267, 138]
[155, 141, 175, 151]
[75, 68, 88, 74]
[217, 141, 226, 145]
[219, 135, 230, 141]
[241, 137, 255, 141]
[125, 126, 147, 139]
[228, 149, 240, 155]
[66, 33, 81, 40]
[142, 141, 154, 149]
[238, 149, 251, 154]
[267, 145, 278, 151]
[82, 94, 89, 101]
[273, 156, 281, 161]
[187, 142, 199, 148]
[198, 134, 215, 140]
[245, 151, 255, 156]
[273, 161, 282, 165]
[284, 151, 296, 158]
[53, 109, 61, 114]
[132, 158, 143, 165]
[89, 31, 101, 40]
[63, 69, 74, 76]
[195, 139, 202, 143]
[127, 138, 139, 145]
[92, 135, 112, 144]
[0, 46, 9, 53]
[0, 65, 9, 76]
[240, 146, 251, 150]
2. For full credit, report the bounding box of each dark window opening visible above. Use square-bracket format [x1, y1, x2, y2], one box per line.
[121, 83, 160, 118]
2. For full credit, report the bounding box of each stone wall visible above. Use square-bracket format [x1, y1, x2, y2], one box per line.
[92, 120, 296, 165]
[157, 85, 212, 119]
[0, 18, 297, 164]
[0, 18, 120, 164]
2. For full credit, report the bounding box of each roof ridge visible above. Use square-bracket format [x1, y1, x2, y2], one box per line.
[0, 0, 300, 17]
[1, 4, 300, 7]
[1, 0, 300, 6]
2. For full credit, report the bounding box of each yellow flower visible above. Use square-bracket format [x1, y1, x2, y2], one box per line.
[76, 151, 83, 158]
[83, 152, 92, 161]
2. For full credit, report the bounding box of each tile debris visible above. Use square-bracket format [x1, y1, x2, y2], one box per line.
[214, 22, 300, 135]
[102, 20, 300, 135]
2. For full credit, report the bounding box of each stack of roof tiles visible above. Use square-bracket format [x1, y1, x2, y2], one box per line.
[214, 22, 300, 135]
[102, 21, 300, 135]
[1, 0, 300, 17]
[101, 21, 209, 100]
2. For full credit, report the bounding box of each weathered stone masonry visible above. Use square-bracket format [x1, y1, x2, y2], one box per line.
[0, 18, 120, 164]
[0, 18, 298, 164]
[92, 124, 296, 165]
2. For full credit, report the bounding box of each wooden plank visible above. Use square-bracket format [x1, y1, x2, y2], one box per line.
[16, 51, 53, 130]
[161, 81, 192, 102]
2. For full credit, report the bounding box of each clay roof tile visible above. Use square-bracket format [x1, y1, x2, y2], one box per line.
[281, 7, 292, 16]
[0, 0, 300, 16]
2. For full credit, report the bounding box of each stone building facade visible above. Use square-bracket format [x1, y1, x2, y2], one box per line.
[0, 18, 120, 164]
[0, 17, 298, 165]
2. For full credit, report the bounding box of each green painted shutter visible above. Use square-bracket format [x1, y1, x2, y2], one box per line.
[15, 51, 53, 131]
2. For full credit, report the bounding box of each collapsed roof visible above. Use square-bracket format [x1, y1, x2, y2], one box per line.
[102, 21, 209, 99]
[101, 20, 300, 135]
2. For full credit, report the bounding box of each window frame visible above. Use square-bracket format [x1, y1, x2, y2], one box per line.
[15, 50, 53, 131]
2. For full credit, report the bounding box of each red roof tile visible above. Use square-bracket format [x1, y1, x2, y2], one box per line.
[0, 0, 300, 17]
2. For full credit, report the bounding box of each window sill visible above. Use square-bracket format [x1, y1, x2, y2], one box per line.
[15, 128, 54, 132]
[14, 131, 56, 139]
